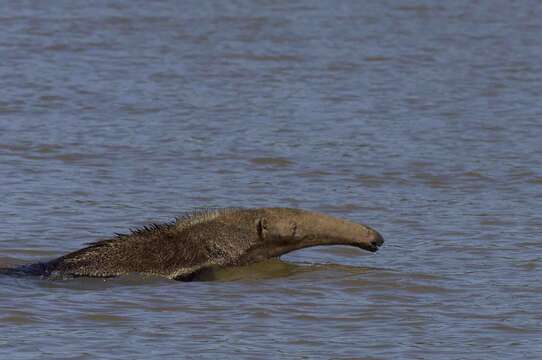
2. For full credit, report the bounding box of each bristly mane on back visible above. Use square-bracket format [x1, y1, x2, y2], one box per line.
[174, 207, 241, 230]
[84, 208, 242, 250]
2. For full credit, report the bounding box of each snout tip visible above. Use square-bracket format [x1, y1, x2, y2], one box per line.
[372, 231, 384, 247]
[363, 230, 384, 252]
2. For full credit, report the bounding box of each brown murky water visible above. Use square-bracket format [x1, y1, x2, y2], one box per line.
[1, 1, 541, 358]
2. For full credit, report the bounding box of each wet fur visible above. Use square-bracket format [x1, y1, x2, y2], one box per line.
[45, 208, 245, 280]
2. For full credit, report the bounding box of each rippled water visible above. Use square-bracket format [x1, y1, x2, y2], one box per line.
[1, 1, 541, 358]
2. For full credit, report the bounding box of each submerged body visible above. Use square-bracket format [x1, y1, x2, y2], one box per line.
[9, 208, 384, 281]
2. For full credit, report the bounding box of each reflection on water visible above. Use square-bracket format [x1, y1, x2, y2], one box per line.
[192, 259, 375, 282]
[1, 0, 541, 358]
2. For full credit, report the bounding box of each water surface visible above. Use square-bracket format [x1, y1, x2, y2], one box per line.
[1, 1, 541, 358]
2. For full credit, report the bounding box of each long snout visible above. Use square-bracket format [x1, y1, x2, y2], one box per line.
[293, 210, 384, 253]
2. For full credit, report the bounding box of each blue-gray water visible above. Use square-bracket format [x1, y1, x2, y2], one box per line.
[1, 1, 541, 358]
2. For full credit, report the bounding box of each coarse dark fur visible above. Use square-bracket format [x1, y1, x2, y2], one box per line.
[2, 208, 384, 281]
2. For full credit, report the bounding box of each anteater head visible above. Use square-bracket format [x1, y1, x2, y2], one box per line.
[240, 208, 384, 262]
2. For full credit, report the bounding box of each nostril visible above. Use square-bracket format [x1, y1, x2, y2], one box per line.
[372, 233, 384, 246]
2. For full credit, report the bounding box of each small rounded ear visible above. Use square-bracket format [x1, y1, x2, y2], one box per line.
[289, 221, 298, 237]
[256, 217, 268, 239]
